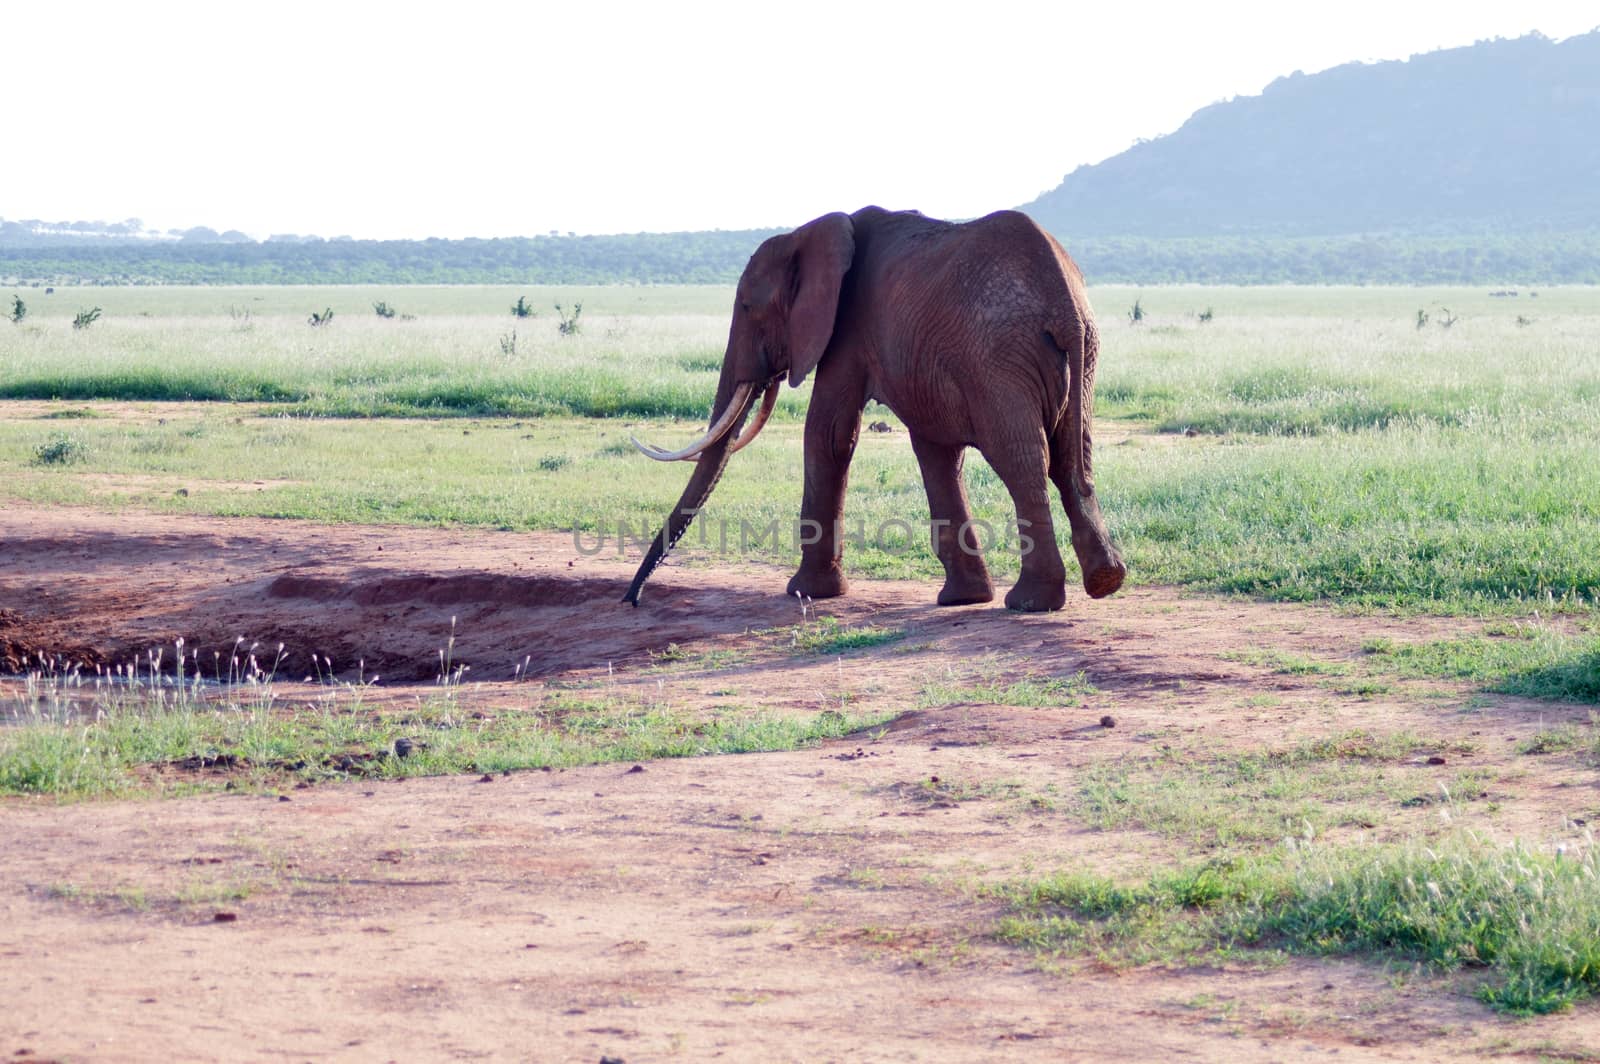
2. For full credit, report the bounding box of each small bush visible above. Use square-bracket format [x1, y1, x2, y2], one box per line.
[1128, 299, 1145, 325]
[9, 295, 24, 324]
[308, 308, 334, 327]
[1197, 306, 1214, 323]
[373, 301, 396, 319]
[499, 330, 517, 356]
[72, 307, 102, 330]
[556, 301, 583, 336]
[33, 433, 88, 465]
[538, 454, 570, 472]
[511, 296, 537, 319]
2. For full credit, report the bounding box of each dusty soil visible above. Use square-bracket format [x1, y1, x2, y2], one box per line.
[3, 505, 1598, 1062]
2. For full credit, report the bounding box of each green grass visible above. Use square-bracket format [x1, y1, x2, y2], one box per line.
[1517, 715, 1600, 761]
[3, 284, 1600, 617]
[994, 833, 1600, 1014]
[1361, 626, 1600, 703]
[0, 664, 893, 799]
[918, 671, 1096, 708]
[1076, 730, 1480, 848]
[787, 616, 906, 655]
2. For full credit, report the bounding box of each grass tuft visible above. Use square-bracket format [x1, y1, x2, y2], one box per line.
[995, 834, 1600, 1014]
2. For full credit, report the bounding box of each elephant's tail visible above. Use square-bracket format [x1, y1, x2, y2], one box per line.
[1048, 316, 1099, 500]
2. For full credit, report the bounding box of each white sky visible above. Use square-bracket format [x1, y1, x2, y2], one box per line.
[5, 1, 1596, 239]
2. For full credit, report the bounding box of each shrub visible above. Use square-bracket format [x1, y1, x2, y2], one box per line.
[8, 295, 24, 324]
[72, 307, 102, 330]
[33, 433, 88, 465]
[556, 301, 583, 336]
[511, 296, 536, 319]
[373, 301, 397, 319]
[308, 308, 334, 327]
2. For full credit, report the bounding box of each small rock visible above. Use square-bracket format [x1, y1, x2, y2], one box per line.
[1099, 715, 1117, 729]
[213, 912, 238, 923]
[175, 488, 189, 497]
[1426, 755, 1447, 765]
[479, 773, 495, 783]
[626, 764, 645, 774]
[394, 738, 416, 758]
[277, 795, 292, 803]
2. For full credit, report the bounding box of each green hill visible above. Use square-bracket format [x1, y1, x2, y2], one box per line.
[1021, 30, 1600, 240]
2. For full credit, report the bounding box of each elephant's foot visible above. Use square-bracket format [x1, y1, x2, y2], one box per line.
[1082, 559, 1127, 600]
[1072, 528, 1127, 600]
[1004, 576, 1067, 613]
[937, 573, 995, 606]
[787, 566, 849, 601]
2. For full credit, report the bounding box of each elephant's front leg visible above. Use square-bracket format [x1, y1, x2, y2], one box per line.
[787, 369, 868, 600]
[910, 436, 995, 605]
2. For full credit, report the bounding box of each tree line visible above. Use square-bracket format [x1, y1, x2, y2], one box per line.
[3, 229, 1597, 286]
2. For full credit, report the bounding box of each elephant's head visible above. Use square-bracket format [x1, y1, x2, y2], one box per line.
[622, 212, 856, 605]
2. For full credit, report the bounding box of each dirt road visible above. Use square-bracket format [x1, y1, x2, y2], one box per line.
[3, 507, 1596, 1061]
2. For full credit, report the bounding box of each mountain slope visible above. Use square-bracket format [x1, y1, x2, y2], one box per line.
[1021, 31, 1600, 239]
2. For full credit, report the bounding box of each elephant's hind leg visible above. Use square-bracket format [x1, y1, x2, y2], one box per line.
[910, 436, 995, 606]
[1048, 425, 1126, 599]
[982, 429, 1068, 612]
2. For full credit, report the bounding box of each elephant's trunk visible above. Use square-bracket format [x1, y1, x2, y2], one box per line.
[622, 365, 755, 606]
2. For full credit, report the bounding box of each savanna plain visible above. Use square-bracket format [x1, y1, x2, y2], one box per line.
[3, 283, 1600, 1061]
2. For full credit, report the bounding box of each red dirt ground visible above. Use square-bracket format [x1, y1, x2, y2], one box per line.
[3, 505, 1598, 1062]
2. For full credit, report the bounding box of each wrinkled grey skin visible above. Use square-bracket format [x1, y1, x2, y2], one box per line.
[624, 206, 1125, 612]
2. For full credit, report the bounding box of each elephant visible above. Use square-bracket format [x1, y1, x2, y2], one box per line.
[623, 206, 1126, 613]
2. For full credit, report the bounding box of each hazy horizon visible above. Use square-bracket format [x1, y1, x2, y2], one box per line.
[7, 1, 1598, 241]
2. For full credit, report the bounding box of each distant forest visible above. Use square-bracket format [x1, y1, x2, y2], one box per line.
[2, 227, 1598, 286]
[0, 227, 783, 287]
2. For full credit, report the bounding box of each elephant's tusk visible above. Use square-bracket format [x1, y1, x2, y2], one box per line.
[635, 380, 780, 463]
[630, 382, 755, 462]
[727, 380, 780, 455]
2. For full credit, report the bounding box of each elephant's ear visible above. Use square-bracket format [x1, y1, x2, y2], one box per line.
[785, 212, 855, 388]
